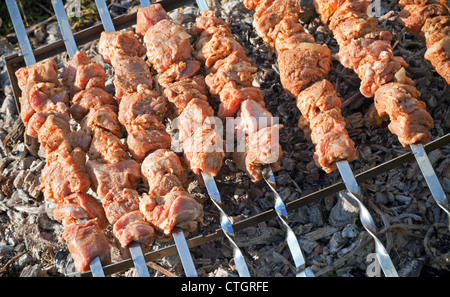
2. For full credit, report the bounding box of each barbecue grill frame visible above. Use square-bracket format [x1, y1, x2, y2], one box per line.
[4, 0, 450, 277]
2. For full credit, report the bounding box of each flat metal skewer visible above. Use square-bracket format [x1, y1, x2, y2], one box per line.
[262, 166, 314, 277]
[92, 0, 151, 277]
[6, 0, 106, 277]
[336, 160, 398, 277]
[410, 144, 450, 228]
[201, 172, 251, 277]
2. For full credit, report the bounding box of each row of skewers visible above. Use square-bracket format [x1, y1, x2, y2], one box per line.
[5, 0, 449, 277]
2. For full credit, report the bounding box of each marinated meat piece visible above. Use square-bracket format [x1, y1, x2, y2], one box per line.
[218, 85, 264, 119]
[399, 3, 449, 34]
[143, 19, 194, 74]
[125, 114, 172, 163]
[102, 188, 141, 225]
[99, 31, 146, 64]
[252, 0, 301, 47]
[312, 0, 346, 24]
[41, 148, 91, 203]
[272, 17, 315, 54]
[162, 76, 209, 117]
[235, 99, 274, 136]
[136, 3, 169, 37]
[182, 125, 224, 176]
[81, 105, 121, 137]
[54, 193, 109, 230]
[157, 59, 202, 88]
[422, 15, 450, 84]
[177, 98, 215, 143]
[62, 219, 111, 272]
[110, 54, 153, 99]
[62, 50, 105, 96]
[277, 42, 332, 97]
[140, 190, 203, 237]
[86, 159, 141, 198]
[205, 51, 257, 95]
[374, 83, 434, 146]
[113, 210, 154, 247]
[88, 129, 129, 164]
[335, 37, 412, 97]
[233, 124, 283, 182]
[37, 113, 72, 153]
[15, 59, 60, 92]
[118, 87, 167, 125]
[141, 149, 187, 194]
[70, 87, 117, 122]
[26, 82, 69, 115]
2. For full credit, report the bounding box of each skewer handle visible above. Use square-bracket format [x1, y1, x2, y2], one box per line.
[195, 0, 210, 11]
[336, 160, 398, 277]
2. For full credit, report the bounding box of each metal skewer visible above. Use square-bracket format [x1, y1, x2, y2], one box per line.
[6, 0, 106, 277]
[91, 0, 151, 277]
[336, 160, 398, 277]
[262, 165, 314, 277]
[410, 144, 450, 227]
[201, 172, 251, 277]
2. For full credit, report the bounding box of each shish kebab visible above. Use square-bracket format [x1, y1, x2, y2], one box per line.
[6, 0, 111, 276]
[312, 0, 450, 224]
[397, 0, 450, 85]
[134, 2, 251, 276]
[51, 0, 153, 277]
[95, 0, 203, 277]
[193, 0, 313, 277]
[243, 0, 399, 276]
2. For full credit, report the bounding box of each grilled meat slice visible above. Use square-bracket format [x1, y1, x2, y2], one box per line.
[99, 31, 146, 64]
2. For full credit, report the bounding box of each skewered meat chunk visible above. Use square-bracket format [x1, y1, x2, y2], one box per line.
[102, 188, 141, 226]
[399, 3, 449, 34]
[54, 193, 109, 230]
[99, 31, 146, 64]
[118, 87, 167, 125]
[110, 54, 153, 100]
[234, 125, 283, 182]
[161, 75, 209, 117]
[235, 99, 274, 136]
[15, 59, 60, 92]
[88, 129, 129, 164]
[62, 50, 106, 96]
[113, 211, 154, 248]
[136, 3, 169, 38]
[374, 83, 434, 146]
[177, 98, 224, 176]
[422, 15, 450, 83]
[143, 19, 195, 74]
[140, 190, 203, 238]
[69, 87, 117, 122]
[41, 148, 91, 204]
[86, 159, 141, 199]
[296, 80, 357, 172]
[80, 104, 122, 137]
[62, 219, 111, 272]
[125, 114, 172, 163]
[141, 149, 187, 195]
